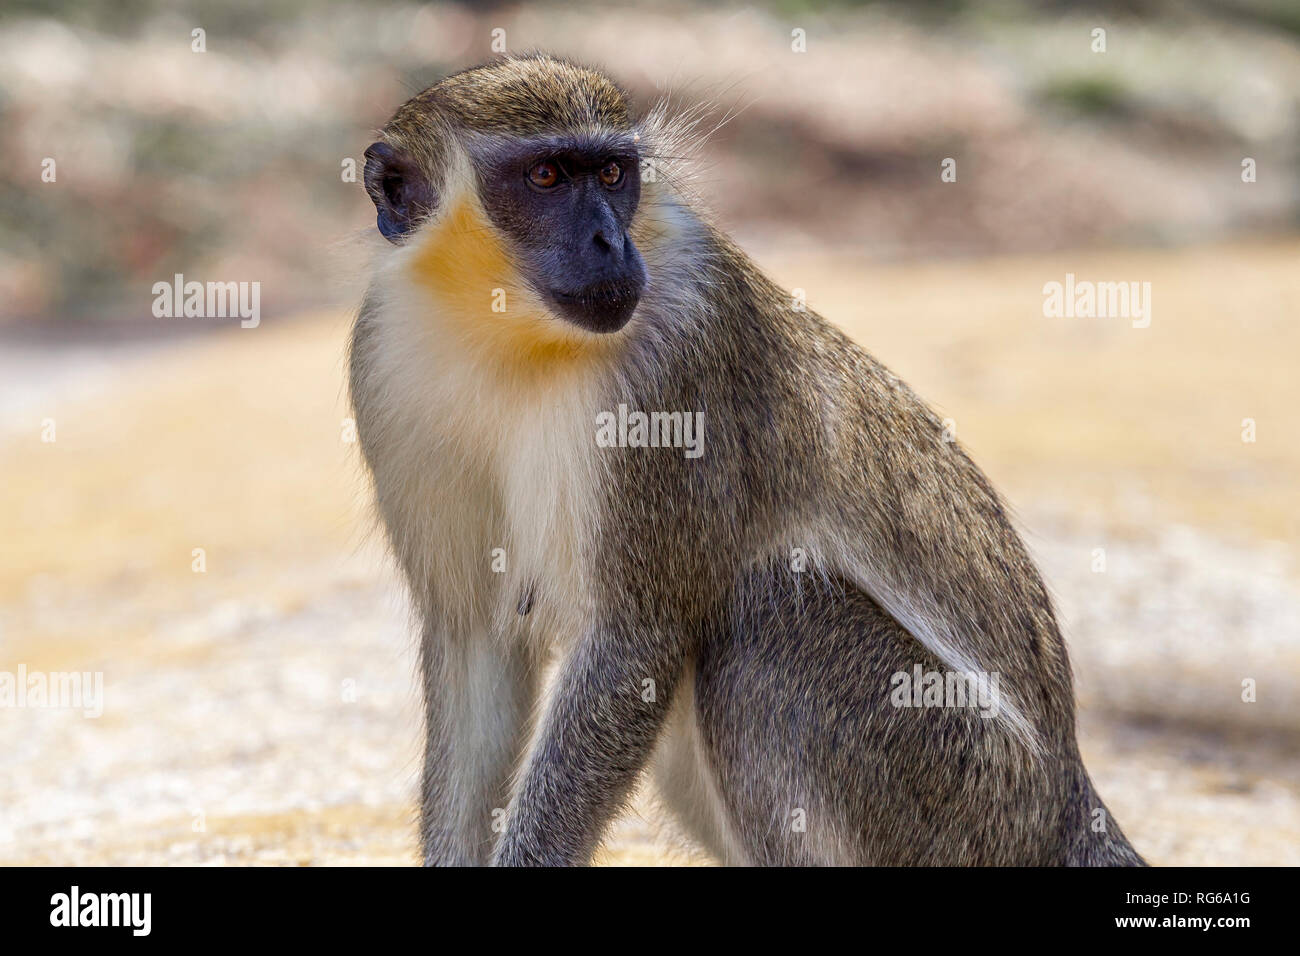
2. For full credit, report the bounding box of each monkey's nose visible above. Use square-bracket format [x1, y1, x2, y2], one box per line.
[592, 228, 622, 256]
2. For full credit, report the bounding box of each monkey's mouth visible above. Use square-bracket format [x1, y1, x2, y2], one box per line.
[546, 279, 644, 334]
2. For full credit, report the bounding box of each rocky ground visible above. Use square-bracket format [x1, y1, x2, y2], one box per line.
[2, 240, 1297, 866]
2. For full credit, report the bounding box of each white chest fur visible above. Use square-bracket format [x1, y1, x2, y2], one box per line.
[359, 277, 610, 654]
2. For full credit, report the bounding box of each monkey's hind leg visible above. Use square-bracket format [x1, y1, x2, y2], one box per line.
[691, 566, 1133, 866]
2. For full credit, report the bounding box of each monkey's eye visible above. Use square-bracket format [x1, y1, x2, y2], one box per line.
[527, 160, 560, 189]
[598, 160, 623, 187]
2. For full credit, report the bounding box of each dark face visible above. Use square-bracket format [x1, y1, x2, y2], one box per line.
[472, 133, 647, 334]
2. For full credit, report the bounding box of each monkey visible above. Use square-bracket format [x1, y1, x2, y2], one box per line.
[348, 53, 1145, 866]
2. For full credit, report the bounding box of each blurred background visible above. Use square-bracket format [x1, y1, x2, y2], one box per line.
[1, 0, 1297, 865]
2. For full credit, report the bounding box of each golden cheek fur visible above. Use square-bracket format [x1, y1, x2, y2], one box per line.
[407, 193, 622, 368]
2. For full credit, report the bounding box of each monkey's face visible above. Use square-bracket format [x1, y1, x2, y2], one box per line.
[363, 132, 647, 338]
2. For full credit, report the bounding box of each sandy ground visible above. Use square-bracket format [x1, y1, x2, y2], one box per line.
[1, 239, 1297, 865]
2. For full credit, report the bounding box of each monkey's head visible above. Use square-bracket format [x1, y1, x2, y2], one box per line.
[364, 55, 654, 342]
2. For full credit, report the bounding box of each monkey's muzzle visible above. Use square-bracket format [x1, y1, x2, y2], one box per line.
[547, 274, 645, 334]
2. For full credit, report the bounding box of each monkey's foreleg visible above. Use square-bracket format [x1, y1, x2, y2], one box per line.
[418, 623, 535, 866]
[491, 622, 684, 866]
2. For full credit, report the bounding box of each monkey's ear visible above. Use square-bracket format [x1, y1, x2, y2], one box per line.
[363, 141, 436, 243]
